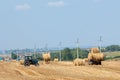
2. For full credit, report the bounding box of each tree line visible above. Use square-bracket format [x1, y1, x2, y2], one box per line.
[11, 45, 120, 61]
[50, 48, 88, 61]
[11, 48, 89, 61]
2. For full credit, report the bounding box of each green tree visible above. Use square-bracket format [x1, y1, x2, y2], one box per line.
[71, 48, 81, 59]
[71, 48, 77, 59]
[50, 51, 59, 60]
[11, 53, 17, 59]
[32, 53, 43, 60]
[36, 54, 43, 60]
[71, 48, 89, 59]
[62, 48, 73, 61]
[79, 49, 89, 58]
[106, 45, 120, 52]
[46, 48, 89, 61]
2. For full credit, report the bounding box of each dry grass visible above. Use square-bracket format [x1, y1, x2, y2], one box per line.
[0, 60, 120, 80]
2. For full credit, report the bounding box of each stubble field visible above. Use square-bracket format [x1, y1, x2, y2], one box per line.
[0, 61, 120, 80]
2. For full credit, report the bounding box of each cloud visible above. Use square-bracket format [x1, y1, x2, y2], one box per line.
[48, 1, 64, 7]
[16, 4, 31, 11]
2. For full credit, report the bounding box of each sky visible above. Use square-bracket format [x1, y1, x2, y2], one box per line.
[0, 0, 120, 50]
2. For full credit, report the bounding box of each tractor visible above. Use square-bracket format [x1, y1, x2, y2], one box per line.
[24, 56, 39, 66]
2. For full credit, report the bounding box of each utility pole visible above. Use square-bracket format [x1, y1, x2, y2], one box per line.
[99, 36, 102, 53]
[25, 49, 27, 56]
[77, 38, 79, 58]
[59, 42, 62, 61]
[34, 44, 36, 59]
[10, 50, 12, 60]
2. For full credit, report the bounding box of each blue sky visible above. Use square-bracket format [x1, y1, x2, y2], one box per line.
[0, 0, 120, 50]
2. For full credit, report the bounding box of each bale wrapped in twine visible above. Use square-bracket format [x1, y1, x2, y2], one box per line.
[73, 58, 85, 66]
[42, 52, 51, 64]
[88, 53, 104, 61]
[54, 58, 58, 62]
[88, 53, 92, 60]
[90, 48, 99, 53]
[83, 58, 89, 62]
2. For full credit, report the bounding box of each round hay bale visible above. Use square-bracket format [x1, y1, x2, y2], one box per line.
[96, 53, 104, 61]
[88, 53, 93, 60]
[90, 48, 99, 53]
[83, 58, 89, 62]
[88, 53, 104, 61]
[42, 52, 51, 64]
[73, 58, 85, 66]
[54, 58, 58, 62]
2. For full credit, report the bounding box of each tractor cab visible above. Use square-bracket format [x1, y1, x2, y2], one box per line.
[25, 56, 32, 60]
[24, 56, 39, 66]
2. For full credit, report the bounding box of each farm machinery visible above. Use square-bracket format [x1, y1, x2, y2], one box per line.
[24, 56, 39, 66]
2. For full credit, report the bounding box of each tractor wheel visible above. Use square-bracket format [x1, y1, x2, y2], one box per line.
[35, 63, 39, 66]
[88, 61, 93, 65]
[98, 61, 101, 65]
[24, 61, 30, 66]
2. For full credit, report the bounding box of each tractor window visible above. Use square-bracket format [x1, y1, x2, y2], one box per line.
[28, 57, 32, 59]
[25, 56, 32, 60]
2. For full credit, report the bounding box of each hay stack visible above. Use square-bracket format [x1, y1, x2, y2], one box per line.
[88, 53, 104, 61]
[42, 52, 51, 64]
[54, 58, 58, 62]
[88, 53, 92, 60]
[83, 58, 88, 62]
[73, 58, 85, 66]
[90, 48, 99, 53]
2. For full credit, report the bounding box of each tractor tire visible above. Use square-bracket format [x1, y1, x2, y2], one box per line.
[24, 61, 30, 66]
[98, 61, 101, 65]
[88, 61, 93, 65]
[35, 63, 39, 66]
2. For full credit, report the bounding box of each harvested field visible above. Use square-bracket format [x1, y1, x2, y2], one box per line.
[0, 61, 120, 80]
